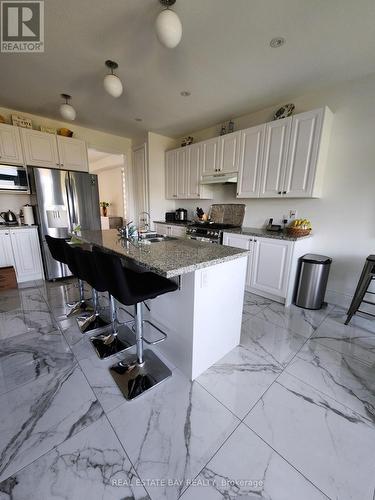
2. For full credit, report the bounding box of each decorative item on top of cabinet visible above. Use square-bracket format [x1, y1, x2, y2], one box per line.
[11, 114, 32, 128]
[273, 103, 295, 120]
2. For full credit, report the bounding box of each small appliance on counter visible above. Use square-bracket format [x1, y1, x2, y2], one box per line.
[165, 211, 176, 222]
[266, 218, 282, 232]
[0, 210, 18, 226]
[175, 208, 188, 222]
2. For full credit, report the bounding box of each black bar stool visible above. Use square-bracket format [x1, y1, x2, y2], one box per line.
[93, 248, 178, 400]
[45, 235, 92, 316]
[71, 245, 136, 359]
[69, 245, 111, 334]
[345, 255, 375, 324]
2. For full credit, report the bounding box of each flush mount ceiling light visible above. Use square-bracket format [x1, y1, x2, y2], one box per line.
[270, 37, 286, 48]
[59, 94, 76, 121]
[103, 60, 123, 98]
[135, 118, 143, 122]
[180, 90, 191, 96]
[155, 0, 182, 49]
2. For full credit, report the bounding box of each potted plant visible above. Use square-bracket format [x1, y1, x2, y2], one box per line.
[100, 201, 110, 217]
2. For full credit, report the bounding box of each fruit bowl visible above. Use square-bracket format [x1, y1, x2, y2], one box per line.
[286, 218, 312, 237]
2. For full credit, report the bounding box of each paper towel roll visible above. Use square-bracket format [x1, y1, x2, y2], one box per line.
[23, 205, 34, 226]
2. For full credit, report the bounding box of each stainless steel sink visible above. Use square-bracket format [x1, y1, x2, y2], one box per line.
[144, 235, 177, 243]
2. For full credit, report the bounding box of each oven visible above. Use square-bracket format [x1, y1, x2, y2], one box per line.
[186, 226, 222, 244]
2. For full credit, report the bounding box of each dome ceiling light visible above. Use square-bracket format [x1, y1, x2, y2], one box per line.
[103, 60, 124, 98]
[155, 0, 182, 49]
[59, 94, 76, 121]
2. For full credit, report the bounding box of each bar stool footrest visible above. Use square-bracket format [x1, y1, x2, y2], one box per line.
[109, 349, 172, 400]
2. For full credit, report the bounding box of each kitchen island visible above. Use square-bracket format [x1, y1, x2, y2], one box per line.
[75, 229, 249, 379]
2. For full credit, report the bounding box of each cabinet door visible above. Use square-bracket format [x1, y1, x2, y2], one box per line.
[170, 225, 186, 237]
[165, 150, 177, 199]
[154, 223, 168, 236]
[259, 118, 291, 198]
[21, 129, 59, 168]
[237, 125, 265, 198]
[200, 137, 220, 175]
[57, 136, 88, 172]
[283, 109, 324, 197]
[0, 231, 14, 267]
[222, 233, 252, 288]
[250, 237, 292, 297]
[187, 143, 200, 199]
[0, 124, 24, 165]
[219, 131, 240, 173]
[10, 228, 43, 282]
[176, 148, 189, 199]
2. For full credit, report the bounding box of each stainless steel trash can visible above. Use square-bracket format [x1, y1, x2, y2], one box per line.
[295, 254, 332, 310]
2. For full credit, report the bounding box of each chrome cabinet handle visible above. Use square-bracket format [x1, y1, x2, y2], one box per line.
[283, 191, 287, 194]
[278, 191, 282, 194]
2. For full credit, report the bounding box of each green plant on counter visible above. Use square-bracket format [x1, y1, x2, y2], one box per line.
[70, 224, 82, 244]
[99, 201, 110, 208]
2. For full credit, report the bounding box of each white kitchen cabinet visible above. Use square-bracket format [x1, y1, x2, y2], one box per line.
[56, 136, 88, 172]
[218, 131, 240, 173]
[200, 137, 220, 175]
[222, 233, 253, 287]
[176, 148, 189, 199]
[250, 238, 292, 298]
[283, 108, 327, 197]
[186, 143, 213, 200]
[154, 223, 186, 237]
[21, 128, 60, 168]
[165, 149, 177, 199]
[259, 117, 292, 198]
[237, 125, 265, 198]
[0, 230, 15, 267]
[0, 124, 24, 165]
[2, 228, 44, 282]
[223, 232, 312, 304]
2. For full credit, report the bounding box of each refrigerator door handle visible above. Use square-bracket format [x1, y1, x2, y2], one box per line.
[65, 172, 75, 229]
[69, 173, 80, 228]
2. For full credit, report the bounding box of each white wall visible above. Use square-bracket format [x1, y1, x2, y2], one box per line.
[176, 74, 375, 298]
[147, 132, 178, 226]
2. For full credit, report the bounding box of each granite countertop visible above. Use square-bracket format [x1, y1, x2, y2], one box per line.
[223, 226, 312, 241]
[75, 229, 249, 278]
[0, 224, 38, 230]
[154, 220, 191, 226]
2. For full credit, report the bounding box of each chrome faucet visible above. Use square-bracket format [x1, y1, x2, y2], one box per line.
[138, 211, 151, 233]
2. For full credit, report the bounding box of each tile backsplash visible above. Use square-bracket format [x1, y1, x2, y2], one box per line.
[0, 193, 31, 215]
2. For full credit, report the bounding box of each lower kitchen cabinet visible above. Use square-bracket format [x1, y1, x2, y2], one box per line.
[0, 228, 44, 282]
[223, 232, 312, 305]
[154, 223, 187, 238]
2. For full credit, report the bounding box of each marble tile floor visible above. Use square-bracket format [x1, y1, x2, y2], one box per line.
[0, 282, 374, 499]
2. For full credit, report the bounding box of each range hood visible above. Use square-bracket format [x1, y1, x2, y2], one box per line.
[200, 173, 238, 185]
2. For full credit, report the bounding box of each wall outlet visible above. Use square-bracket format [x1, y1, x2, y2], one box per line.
[289, 209, 297, 220]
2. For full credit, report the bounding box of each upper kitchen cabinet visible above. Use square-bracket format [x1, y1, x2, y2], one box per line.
[176, 147, 189, 198]
[283, 107, 332, 197]
[200, 137, 220, 175]
[218, 131, 240, 173]
[237, 124, 265, 198]
[21, 128, 60, 168]
[165, 145, 213, 200]
[56, 136, 88, 172]
[133, 144, 149, 217]
[165, 149, 177, 199]
[0, 124, 24, 165]
[259, 117, 292, 197]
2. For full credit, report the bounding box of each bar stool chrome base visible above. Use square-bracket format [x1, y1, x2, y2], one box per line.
[109, 349, 172, 400]
[90, 325, 136, 360]
[76, 288, 110, 333]
[67, 280, 93, 317]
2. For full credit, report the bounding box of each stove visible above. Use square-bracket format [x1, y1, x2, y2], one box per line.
[186, 222, 240, 244]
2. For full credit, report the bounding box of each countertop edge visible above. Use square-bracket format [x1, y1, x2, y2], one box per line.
[222, 227, 312, 241]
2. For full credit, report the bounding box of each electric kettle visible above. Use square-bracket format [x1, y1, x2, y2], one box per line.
[0, 210, 18, 226]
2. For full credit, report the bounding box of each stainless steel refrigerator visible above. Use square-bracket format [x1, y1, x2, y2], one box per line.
[29, 167, 101, 280]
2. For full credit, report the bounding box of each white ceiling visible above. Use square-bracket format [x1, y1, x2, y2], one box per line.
[1, 0, 374, 139]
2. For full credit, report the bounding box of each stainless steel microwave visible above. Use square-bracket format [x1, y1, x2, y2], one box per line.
[0, 165, 29, 192]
